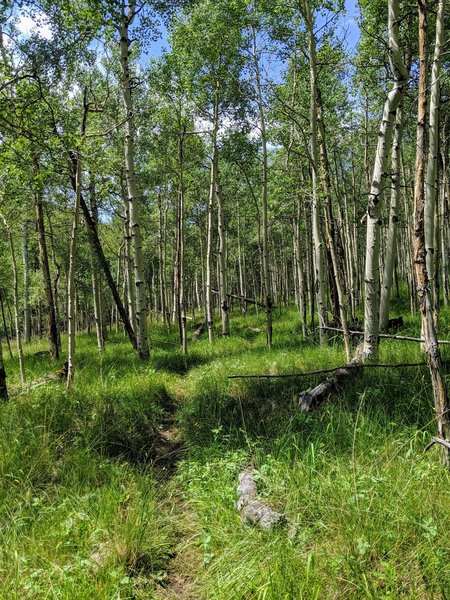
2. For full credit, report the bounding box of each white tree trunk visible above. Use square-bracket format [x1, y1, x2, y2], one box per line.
[252, 26, 272, 349]
[303, 0, 327, 343]
[1, 213, 26, 384]
[123, 198, 137, 334]
[34, 165, 59, 361]
[217, 183, 229, 336]
[414, 0, 450, 465]
[206, 89, 219, 344]
[89, 175, 105, 353]
[363, 0, 408, 360]
[157, 192, 167, 326]
[424, 0, 445, 317]
[379, 105, 404, 330]
[67, 150, 81, 389]
[22, 221, 31, 343]
[178, 131, 188, 354]
[119, 7, 149, 359]
[0, 333, 7, 401]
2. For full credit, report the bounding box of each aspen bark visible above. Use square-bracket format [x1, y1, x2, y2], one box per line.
[379, 105, 404, 330]
[67, 93, 90, 388]
[440, 156, 449, 305]
[206, 87, 219, 344]
[413, 0, 450, 465]
[0, 289, 12, 359]
[294, 200, 307, 338]
[46, 211, 61, 345]
[89, 173, 105, 353]
[303, 0, 327, 343]
[157, 190, 169, 328]
[123, 197, 137, 334]
[363, 0, 408, 360]
[237, 206, 247, 316]
[119, 3, 149, 359]
[67, 149, 81, 389]
[34, 164, 59, 361]
[424, 0, 445, 317]
[22, 221, 31, 343]
[177, 129, 188, 354]
[252, 26, 272, 349]
[1, 214, 26, 384]
[217, 183, 229, 336]
[0, 335, 7, 401]
[316, 89, 351, 360]
[73, 182, 136, 349]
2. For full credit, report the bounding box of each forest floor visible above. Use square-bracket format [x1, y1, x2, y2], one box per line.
[1, 305, 450, 598]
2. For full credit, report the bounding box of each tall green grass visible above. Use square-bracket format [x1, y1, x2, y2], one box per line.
[1, 308, 450, 598]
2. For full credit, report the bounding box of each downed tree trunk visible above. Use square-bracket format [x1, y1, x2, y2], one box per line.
[237, 469, 295, 536]
[9, 362, 68, 395]
[192, 323, 205, 341]
[298, 346, 364, 412]
[248, 327, 262, 333]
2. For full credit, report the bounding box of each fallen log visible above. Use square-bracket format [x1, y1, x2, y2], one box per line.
[9, 361, 68, 395]
[192, 323, 205, 341]
[237, 469, 296, 537]
[298, 346, 365, 412]
[298, 356, 448, 412]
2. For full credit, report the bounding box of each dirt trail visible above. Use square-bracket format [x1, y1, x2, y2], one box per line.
[151, 407, 202, 600]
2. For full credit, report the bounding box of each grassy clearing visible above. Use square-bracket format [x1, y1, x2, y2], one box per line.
[1, 308, 450, 598]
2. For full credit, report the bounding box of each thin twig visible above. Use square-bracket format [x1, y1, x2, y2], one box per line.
[321, 326, 450, 345]
[228, 362, 428, 379]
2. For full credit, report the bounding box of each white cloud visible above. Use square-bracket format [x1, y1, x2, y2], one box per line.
[16, 13, 52, 40]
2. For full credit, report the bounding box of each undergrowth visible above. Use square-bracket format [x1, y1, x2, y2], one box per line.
[1, 307, 450, 598]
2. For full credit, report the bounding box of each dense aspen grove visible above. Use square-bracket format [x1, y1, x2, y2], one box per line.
[1, 1, 450, 597]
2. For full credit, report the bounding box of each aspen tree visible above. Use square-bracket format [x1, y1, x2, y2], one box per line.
[302, 0, 327, 344]
[379, 105, 404, 330]
[0, 212, 26, 384]
[316, 89, 351, 360]
[363, 0, 408, 360]
[177, 127, 188, 354]
[217, 183, 229, 336]
[89, 173, 105, 353]
[119, 0, 149, 359]
[157, 190, 169, 328]
[413, 0, 450, 465]
[22, 221, 31, 343]
[123, 196, 137, 334]
[424, 0, 445, 319]
[67, 92, 89, 389]
[205, 87, 219, 344]
[34, 161, 59, 361]
[0, 334, 7, 401]
[252, 24, 272, 349]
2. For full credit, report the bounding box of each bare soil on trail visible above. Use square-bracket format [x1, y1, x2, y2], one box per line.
[151, 410, 203, 600]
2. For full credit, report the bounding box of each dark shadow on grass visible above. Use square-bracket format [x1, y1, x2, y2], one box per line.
[151, 350, 208, 374]
[180, 365, 436, 457]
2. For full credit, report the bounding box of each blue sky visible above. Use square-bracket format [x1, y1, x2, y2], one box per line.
[15, 0, 361, 71]
[140, 1, 361, 53]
